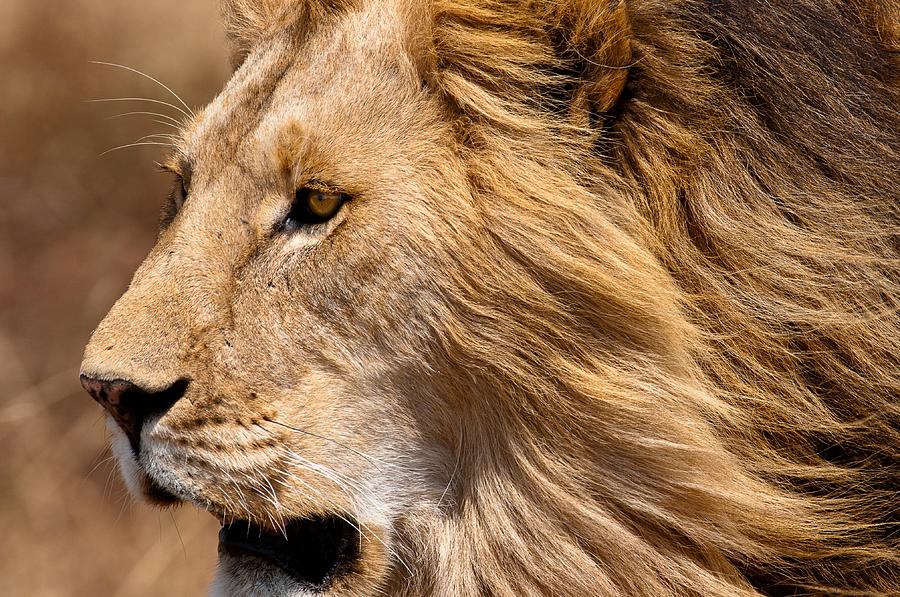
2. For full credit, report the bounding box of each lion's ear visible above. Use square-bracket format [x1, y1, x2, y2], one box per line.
[431, 0, 633, 129]
[548, 0, 632, 116]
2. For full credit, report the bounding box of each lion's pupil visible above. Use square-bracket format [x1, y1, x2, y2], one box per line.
[307, 192, 341, 218]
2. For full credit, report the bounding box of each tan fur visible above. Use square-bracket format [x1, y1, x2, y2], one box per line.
[82, 1, 900, 595]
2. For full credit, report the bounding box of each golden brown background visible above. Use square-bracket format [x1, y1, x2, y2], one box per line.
[1, 1, 232, 594]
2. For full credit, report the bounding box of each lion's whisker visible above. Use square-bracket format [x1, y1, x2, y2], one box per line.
[273, 449, 363, 513]
[133, 134, 179, 145]
[274, 467, 413, 577]
[261, 417, 395, 469]
[105, 111, 183, 128]
[169, 510, 189, 560]
[89, 61, 194, 117]
[137, 132, 179, 140]
[103, 458, 120, 502]
[87, 453, 118, 477]
[268, 448, 415, 577]
[99, 141, 172, 157]
[220, 468, 253, 522]
[244, 481, 287, 538]
[437, 427, 463, 509]
[235, 456, 290, 536]
[278, 447, 367, 493]
[86, 97, 191, 120]
[247, 452, 305, 536]
[260, 475, 289, 536]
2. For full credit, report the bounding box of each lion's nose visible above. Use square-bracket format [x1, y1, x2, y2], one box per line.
[80, 375, 187, 456]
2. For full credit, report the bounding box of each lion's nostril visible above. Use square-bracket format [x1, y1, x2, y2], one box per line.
[80, 375, 188, 457]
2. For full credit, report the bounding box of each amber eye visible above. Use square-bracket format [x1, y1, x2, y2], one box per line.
[284, 188, 349, 229]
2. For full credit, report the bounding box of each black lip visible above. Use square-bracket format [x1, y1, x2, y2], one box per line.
[218, 516, 360, 590]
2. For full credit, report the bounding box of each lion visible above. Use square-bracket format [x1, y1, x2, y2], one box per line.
[80, 0, 899, 595]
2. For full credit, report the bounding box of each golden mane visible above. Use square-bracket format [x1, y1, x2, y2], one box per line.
[196, 0, 900, 594]
[409, 2, 899, 593]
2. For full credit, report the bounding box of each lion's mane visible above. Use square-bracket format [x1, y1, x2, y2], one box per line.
[224, 1, 900, 595]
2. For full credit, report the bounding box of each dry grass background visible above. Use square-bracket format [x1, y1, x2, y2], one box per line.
[0, 1, 232, 594]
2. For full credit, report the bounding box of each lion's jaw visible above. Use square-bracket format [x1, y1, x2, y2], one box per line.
[81, 3, 465, 595]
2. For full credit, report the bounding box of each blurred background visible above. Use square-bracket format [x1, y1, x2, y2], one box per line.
[0, 1, 232, 594]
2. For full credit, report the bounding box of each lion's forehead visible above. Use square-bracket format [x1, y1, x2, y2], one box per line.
[184, 35, 295, 159]
[186, 1, 419, 169]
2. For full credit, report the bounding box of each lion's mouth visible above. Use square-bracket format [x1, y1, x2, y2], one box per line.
[218, 516, 360, 590]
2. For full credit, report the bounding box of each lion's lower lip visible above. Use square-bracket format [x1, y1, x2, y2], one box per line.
[218, 516, 360, 590]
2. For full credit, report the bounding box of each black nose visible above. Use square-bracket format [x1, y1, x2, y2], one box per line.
[80, 375, 187, 456]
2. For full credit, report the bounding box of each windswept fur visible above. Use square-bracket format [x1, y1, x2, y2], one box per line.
[83, 1, 899, 596]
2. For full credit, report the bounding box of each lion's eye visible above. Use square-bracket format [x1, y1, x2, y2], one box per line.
[160, 173, 188, 230]
[284, 188, 349, 229]
[172, 175, 188, 210]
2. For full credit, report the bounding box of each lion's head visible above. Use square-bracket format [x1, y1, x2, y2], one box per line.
[81, 1, 899, 595]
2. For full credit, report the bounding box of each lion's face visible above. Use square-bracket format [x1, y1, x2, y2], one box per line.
[82, 0, 900, 594]
[82, 4, 473, 595]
